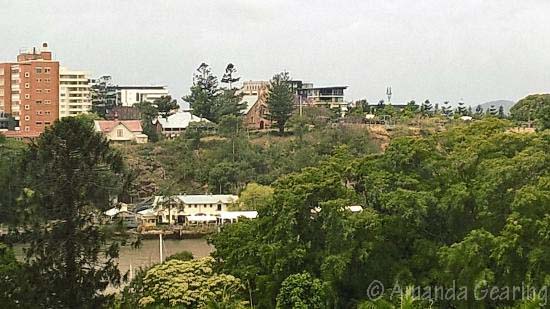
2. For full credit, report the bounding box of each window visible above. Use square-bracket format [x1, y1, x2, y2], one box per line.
[44, 100, 51, 104]
[25, 94, 30, 99]
[25, 83, 30, 89]
[36, 111, 42, 115]
[44, 89, 51, 93]
[36, 121, 42, 125]
[24, 72, 30, 78]
[24, 115, 30, 121]
[24, 105, 30, 110]
[44, 67, 51, 74]
[116, 129, 123, 137]
[36, 78, 41, 83]
[35, 67, 42, 74]
[45, 111, 51, 115]
[36, 89, 42, 93]
[24, 126, 30, 132]
[217, 204, 222, 211]
[44, 78, 51, 83]
[45, 122, 51, 125]
[36, 100, 42, 104]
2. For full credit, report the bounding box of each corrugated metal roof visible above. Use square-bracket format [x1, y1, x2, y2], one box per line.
[153, 112, 210, 129]
[176, 194, 238, 205]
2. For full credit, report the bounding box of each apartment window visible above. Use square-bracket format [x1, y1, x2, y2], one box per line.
[36, 89, 42, 93]
[117, 129, 123, 137]
[45, 111, 51, 115]
[44, 68, 51, 74]
[45, 122, 51, 126]
[36, 78, 42, 83]
[35, 67, 42, 74]
[36, 100, 42, 104]
[44, 78, 51, 83]
[25, 83, 30, 89]
[24, 126, 30, 132]
[136, 93, 140, 102]
[44, 100, 51, 104]
[44, 89, 51, 93]
[24, 105, 30, 110]
[36, 111, 42, 115]
[24, 115, 30, 121]
[36, 121, 43, 125]
[24, 94, 30, 99]
[24, 72, 30, 78]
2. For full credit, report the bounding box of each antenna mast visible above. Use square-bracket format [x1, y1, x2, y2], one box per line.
[386, 86, 392, 105]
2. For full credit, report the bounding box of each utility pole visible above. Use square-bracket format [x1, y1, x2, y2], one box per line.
[159, 232, 163, 263]
[299, 95, 303, 116]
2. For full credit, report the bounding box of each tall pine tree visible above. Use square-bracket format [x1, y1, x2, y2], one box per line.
[184, 63, 219, 121]
[267, 72, 295, 134]
[18, 117, 125, 308]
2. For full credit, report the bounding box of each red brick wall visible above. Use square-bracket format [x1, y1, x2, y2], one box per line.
[18, 61, 59, 134]
[0, 63, 12, 114]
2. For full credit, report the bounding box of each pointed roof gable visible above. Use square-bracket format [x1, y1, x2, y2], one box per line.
[94, 120, 143, 133]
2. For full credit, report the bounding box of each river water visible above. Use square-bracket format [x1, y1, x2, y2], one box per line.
[14, 238, 214, 275]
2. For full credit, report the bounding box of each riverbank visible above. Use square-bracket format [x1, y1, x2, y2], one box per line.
[13, 238, 214, 276]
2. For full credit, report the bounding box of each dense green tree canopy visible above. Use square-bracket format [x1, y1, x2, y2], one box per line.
[129, 257, 246, 308]
[237, 182, 274, 210]
[510, 94, 550, 125]
[211, 118, 550, 308]
[276, 272, 326, 309]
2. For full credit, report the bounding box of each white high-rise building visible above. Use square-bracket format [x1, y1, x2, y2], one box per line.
[59, 67, 91, 118]
[115, 85, 169, 107]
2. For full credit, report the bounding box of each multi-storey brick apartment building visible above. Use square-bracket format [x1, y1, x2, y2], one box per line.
[0, 43, 60, 138]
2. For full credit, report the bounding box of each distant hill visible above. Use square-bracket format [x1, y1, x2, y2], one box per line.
[475, 100, 516, 114]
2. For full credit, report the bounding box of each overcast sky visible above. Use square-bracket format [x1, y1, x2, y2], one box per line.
[1, 0, 549, 105]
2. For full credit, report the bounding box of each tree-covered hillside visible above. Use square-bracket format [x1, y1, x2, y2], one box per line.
[117, 123, 380, 200]
[211, 118, 550, 308]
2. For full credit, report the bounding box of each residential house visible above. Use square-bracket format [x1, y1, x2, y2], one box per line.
[142, 194, 239, 225]
[177, 194, 238, 215]
[153, 111, 211, 138]
[94, 119, 148, 143]
[104, 203, 138, 228]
